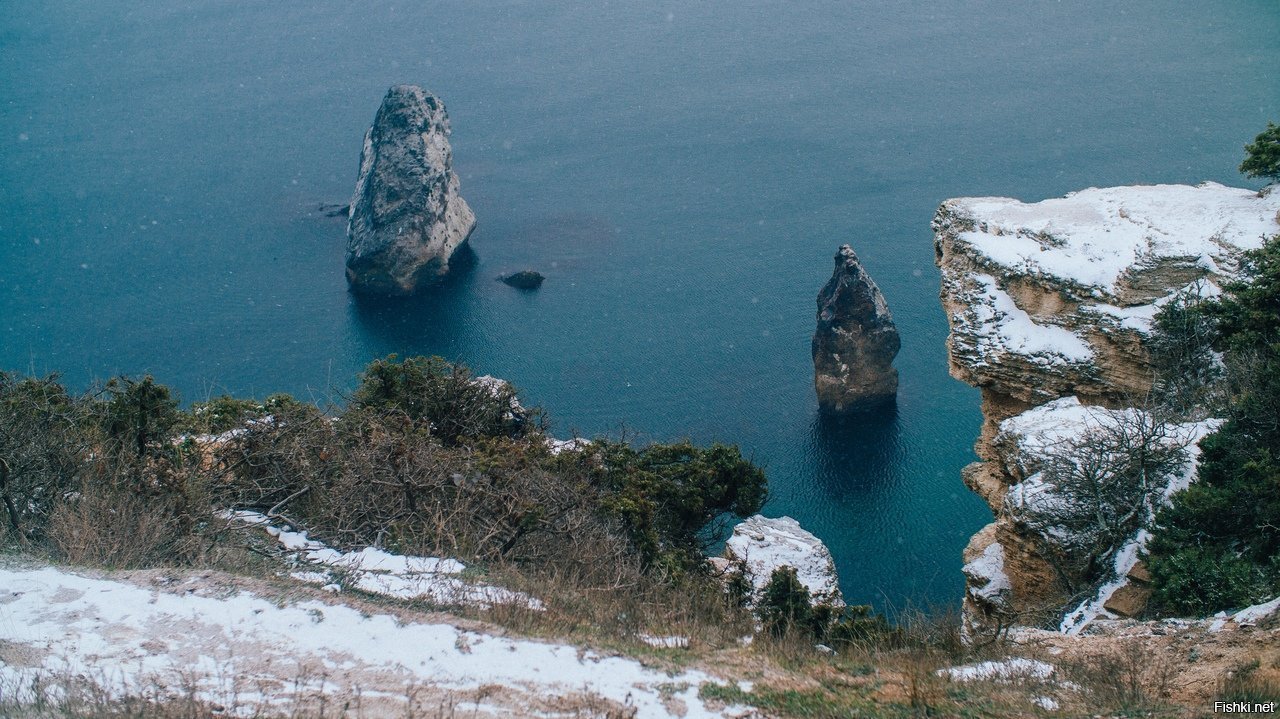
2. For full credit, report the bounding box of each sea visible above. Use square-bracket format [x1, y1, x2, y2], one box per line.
[2, 0, 1275, 611]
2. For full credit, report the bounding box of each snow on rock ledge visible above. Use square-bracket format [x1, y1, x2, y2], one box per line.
[720, 515, 844, 609]
[935, 183, 1280, 404]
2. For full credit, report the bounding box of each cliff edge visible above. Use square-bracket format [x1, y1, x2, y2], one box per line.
[934, 182, 1280, 636]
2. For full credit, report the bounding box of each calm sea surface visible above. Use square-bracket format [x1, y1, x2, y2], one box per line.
[2, 1, 1276, 610]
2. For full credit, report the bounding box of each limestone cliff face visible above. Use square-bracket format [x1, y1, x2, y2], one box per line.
[935, 183, 1280, 637]
[346, 85, 476, 296]
[813, 245, 900, 412]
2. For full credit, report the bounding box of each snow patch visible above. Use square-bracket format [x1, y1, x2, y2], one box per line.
[638, 634, 690, 649]
[1033, 695, 1060, 711]
[546, 437, 591, 455]
[950, 183, 1280, 296]
[963, 541, 1012, 608]
[1231, 595, 1280, 626]
[222, 510, 542, 610]
[939, 658, 1056, 682]
[967, 275, 1094, 366]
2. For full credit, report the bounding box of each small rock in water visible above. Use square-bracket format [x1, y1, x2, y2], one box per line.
[500, 270, 545, 290]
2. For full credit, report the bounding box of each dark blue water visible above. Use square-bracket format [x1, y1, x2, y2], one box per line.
[2, 1, 1276, 610]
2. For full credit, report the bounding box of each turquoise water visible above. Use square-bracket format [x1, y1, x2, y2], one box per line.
[2, 1, 1276, 610]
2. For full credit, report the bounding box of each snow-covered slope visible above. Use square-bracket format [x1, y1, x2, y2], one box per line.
[0, 564, 750, 718]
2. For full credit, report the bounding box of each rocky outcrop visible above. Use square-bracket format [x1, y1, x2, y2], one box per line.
[713, 515, 844, 609]
[500, 270, 545, 290]
[936, 183, 1280, 638]
[813, 245, 900, 412]
[345, 85, 476, 296]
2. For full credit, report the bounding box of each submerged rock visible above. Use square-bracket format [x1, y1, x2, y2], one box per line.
[717, 515, 844, 609]
[318, 202, 349, 218]
[345, 85, 476, 296]
[812, 245, 900, 412]
[500, 270, 545, 290]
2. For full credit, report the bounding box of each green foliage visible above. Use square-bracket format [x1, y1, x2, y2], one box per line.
[723, 561, 754, 608]
[180, 394, 299, 434]
[1208, 236, 1280, 355]
[698, 680, 878, 718]
[753, 567, 889, 644]
[1147, 284, 1224, 417]
[1240, 121, 1280, 182]
[101, 376, 179, 460]
[1147, 546, 1272, 617]
[588, 439, 767, 573]
[826, 604, 896, 648]
[1147, 234, 1280, 616]
[351, 355, 536, 445]
[758, 566, 818, 637]
[0, 373, 92, 541]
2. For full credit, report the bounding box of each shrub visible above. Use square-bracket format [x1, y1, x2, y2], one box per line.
[1147, 545, 1271, 617]
[181, 395, 270, 434]
[99, 375, 180, 462]
[826, 605, 896, 648]
[48, 477, 192, 569]
[0, 373, 95, 543]
[351, 355, 537, 445]
[588, 439, 767, 573]
[1147, 283, 1225, 418]
[1147, 234, 1280, 615]
[757, 566, 817, 638]
[1240, 121, 1280, 182]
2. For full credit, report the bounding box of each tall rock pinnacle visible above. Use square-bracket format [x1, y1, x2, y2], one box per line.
[345, 85, 476, 296]
[812, 245, 900, 412]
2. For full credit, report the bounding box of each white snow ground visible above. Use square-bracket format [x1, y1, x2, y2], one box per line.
[0, 564, 749, 718]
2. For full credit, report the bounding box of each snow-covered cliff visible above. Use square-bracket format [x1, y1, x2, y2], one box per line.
[935, 183, 1280, 637]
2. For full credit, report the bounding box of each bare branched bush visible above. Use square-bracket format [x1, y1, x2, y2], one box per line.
[1006, 404, 1189, 588]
